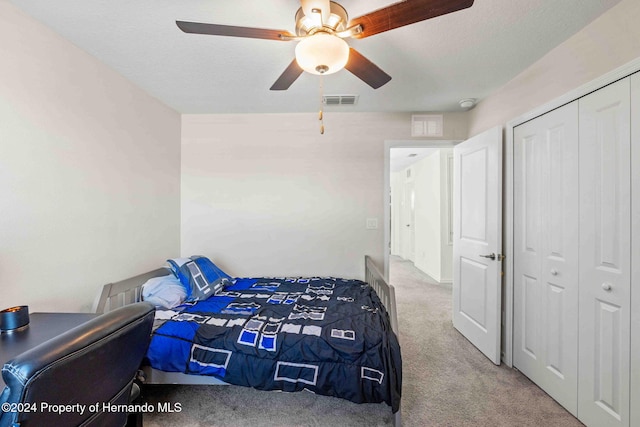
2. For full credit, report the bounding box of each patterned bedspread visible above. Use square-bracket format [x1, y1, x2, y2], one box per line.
[146, 276, 402, 412]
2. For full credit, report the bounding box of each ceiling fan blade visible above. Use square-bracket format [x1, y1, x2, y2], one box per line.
[345, 48, 391, 89]
[350, 0, 474, 39]
[176, 21, 295, 41]
[270, 59, 304, 91]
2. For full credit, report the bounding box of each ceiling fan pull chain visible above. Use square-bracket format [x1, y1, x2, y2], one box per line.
[319, 75, 325, 134]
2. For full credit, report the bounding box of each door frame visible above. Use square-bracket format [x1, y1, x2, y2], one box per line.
[503, 56, 640, 367]
[384, 140, 459, 282]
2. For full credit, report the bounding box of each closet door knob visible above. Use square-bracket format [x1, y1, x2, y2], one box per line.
[602, 283, 613, 291]
[550, 269, 558, 276]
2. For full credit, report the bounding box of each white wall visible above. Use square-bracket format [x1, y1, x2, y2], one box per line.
[468, 0, 640, 136]
[181, 113, 413, 279]
[413, 151, 441, 278]
[0, 2, 181, 312]
[440, 149, 454, 282]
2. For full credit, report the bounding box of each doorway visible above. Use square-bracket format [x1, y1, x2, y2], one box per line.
[387, 143, 456, 285]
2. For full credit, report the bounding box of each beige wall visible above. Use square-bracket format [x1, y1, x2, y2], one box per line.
[0, 2, 182, 312]
[181, 112, 418, 279]
[468, 0, 640, 136]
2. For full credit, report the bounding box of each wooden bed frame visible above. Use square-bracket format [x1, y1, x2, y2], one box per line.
[96, 255, 401, 425]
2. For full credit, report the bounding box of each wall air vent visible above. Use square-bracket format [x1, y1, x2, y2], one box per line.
[411, 114, 443, 137]
[323, 95, 359, 105]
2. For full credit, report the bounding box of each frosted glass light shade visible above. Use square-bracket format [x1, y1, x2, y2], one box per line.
[295, 33, 349, 75]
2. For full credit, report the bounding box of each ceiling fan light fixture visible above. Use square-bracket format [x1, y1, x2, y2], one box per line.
[326, 14, 342, 28]
[295, 33, 349, 75]
[301, 0, 331, 25]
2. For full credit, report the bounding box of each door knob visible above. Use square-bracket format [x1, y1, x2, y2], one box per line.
[551, 269, 558, 276]
[480, 253, 496, 260]
[602, 283, 613, 291]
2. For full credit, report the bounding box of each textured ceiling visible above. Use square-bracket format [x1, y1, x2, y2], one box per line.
[10, 0, 621, 114]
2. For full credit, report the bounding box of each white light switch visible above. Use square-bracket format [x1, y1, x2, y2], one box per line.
[366, 218, 378, 229]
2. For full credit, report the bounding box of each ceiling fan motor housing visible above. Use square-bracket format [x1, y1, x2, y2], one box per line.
[295, 1, 348, 36]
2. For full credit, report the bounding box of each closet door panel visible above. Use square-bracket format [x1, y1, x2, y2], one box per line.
[514, 123, 543, 374]
[513, 101, 579, 415]
[578, 77, 631, 427]
[540, 114, 580, 400]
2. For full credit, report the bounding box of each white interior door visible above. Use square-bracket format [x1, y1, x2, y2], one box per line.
[578, 77, 631, 427]
[452, 126, 503, 365]
[513, 101, 580, 415]
[401, 180, 415, 261]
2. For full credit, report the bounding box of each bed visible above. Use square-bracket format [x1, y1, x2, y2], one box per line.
[96, 256, 401, 425]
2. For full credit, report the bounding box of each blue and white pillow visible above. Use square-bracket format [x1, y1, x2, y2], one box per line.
[167, 256, 232, 302]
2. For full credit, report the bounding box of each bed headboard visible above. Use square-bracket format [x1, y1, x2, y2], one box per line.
[96, 257, 399, 336]
[95, 268, 168, 314]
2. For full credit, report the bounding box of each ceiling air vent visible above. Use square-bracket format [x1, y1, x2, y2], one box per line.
[323, 95, 359, 105]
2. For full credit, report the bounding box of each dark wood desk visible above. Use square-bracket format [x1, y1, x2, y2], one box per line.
[0, 313, 98, 385]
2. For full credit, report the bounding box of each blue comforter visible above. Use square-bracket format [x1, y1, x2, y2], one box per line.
[146, 276, 402, 412]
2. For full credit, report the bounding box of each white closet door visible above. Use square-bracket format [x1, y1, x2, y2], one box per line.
[629, 72, 640, 427]
[578, 77, 631, 427]
[513, 101, 580, 414]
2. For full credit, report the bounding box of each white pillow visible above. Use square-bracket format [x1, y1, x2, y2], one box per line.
[142, 274, 187, 309]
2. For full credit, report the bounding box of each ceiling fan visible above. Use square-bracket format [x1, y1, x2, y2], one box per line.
[176, 0, 474, 91]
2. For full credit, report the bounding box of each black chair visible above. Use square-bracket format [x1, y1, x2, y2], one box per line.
[0, 302, 155, 427]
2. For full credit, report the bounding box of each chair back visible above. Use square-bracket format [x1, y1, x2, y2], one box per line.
[0, 302, 155, 427]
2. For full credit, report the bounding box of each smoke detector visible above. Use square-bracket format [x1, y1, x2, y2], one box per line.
[459, 98, 476, 110]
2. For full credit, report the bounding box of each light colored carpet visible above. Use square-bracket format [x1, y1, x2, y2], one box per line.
[142, 256, 583, 426]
